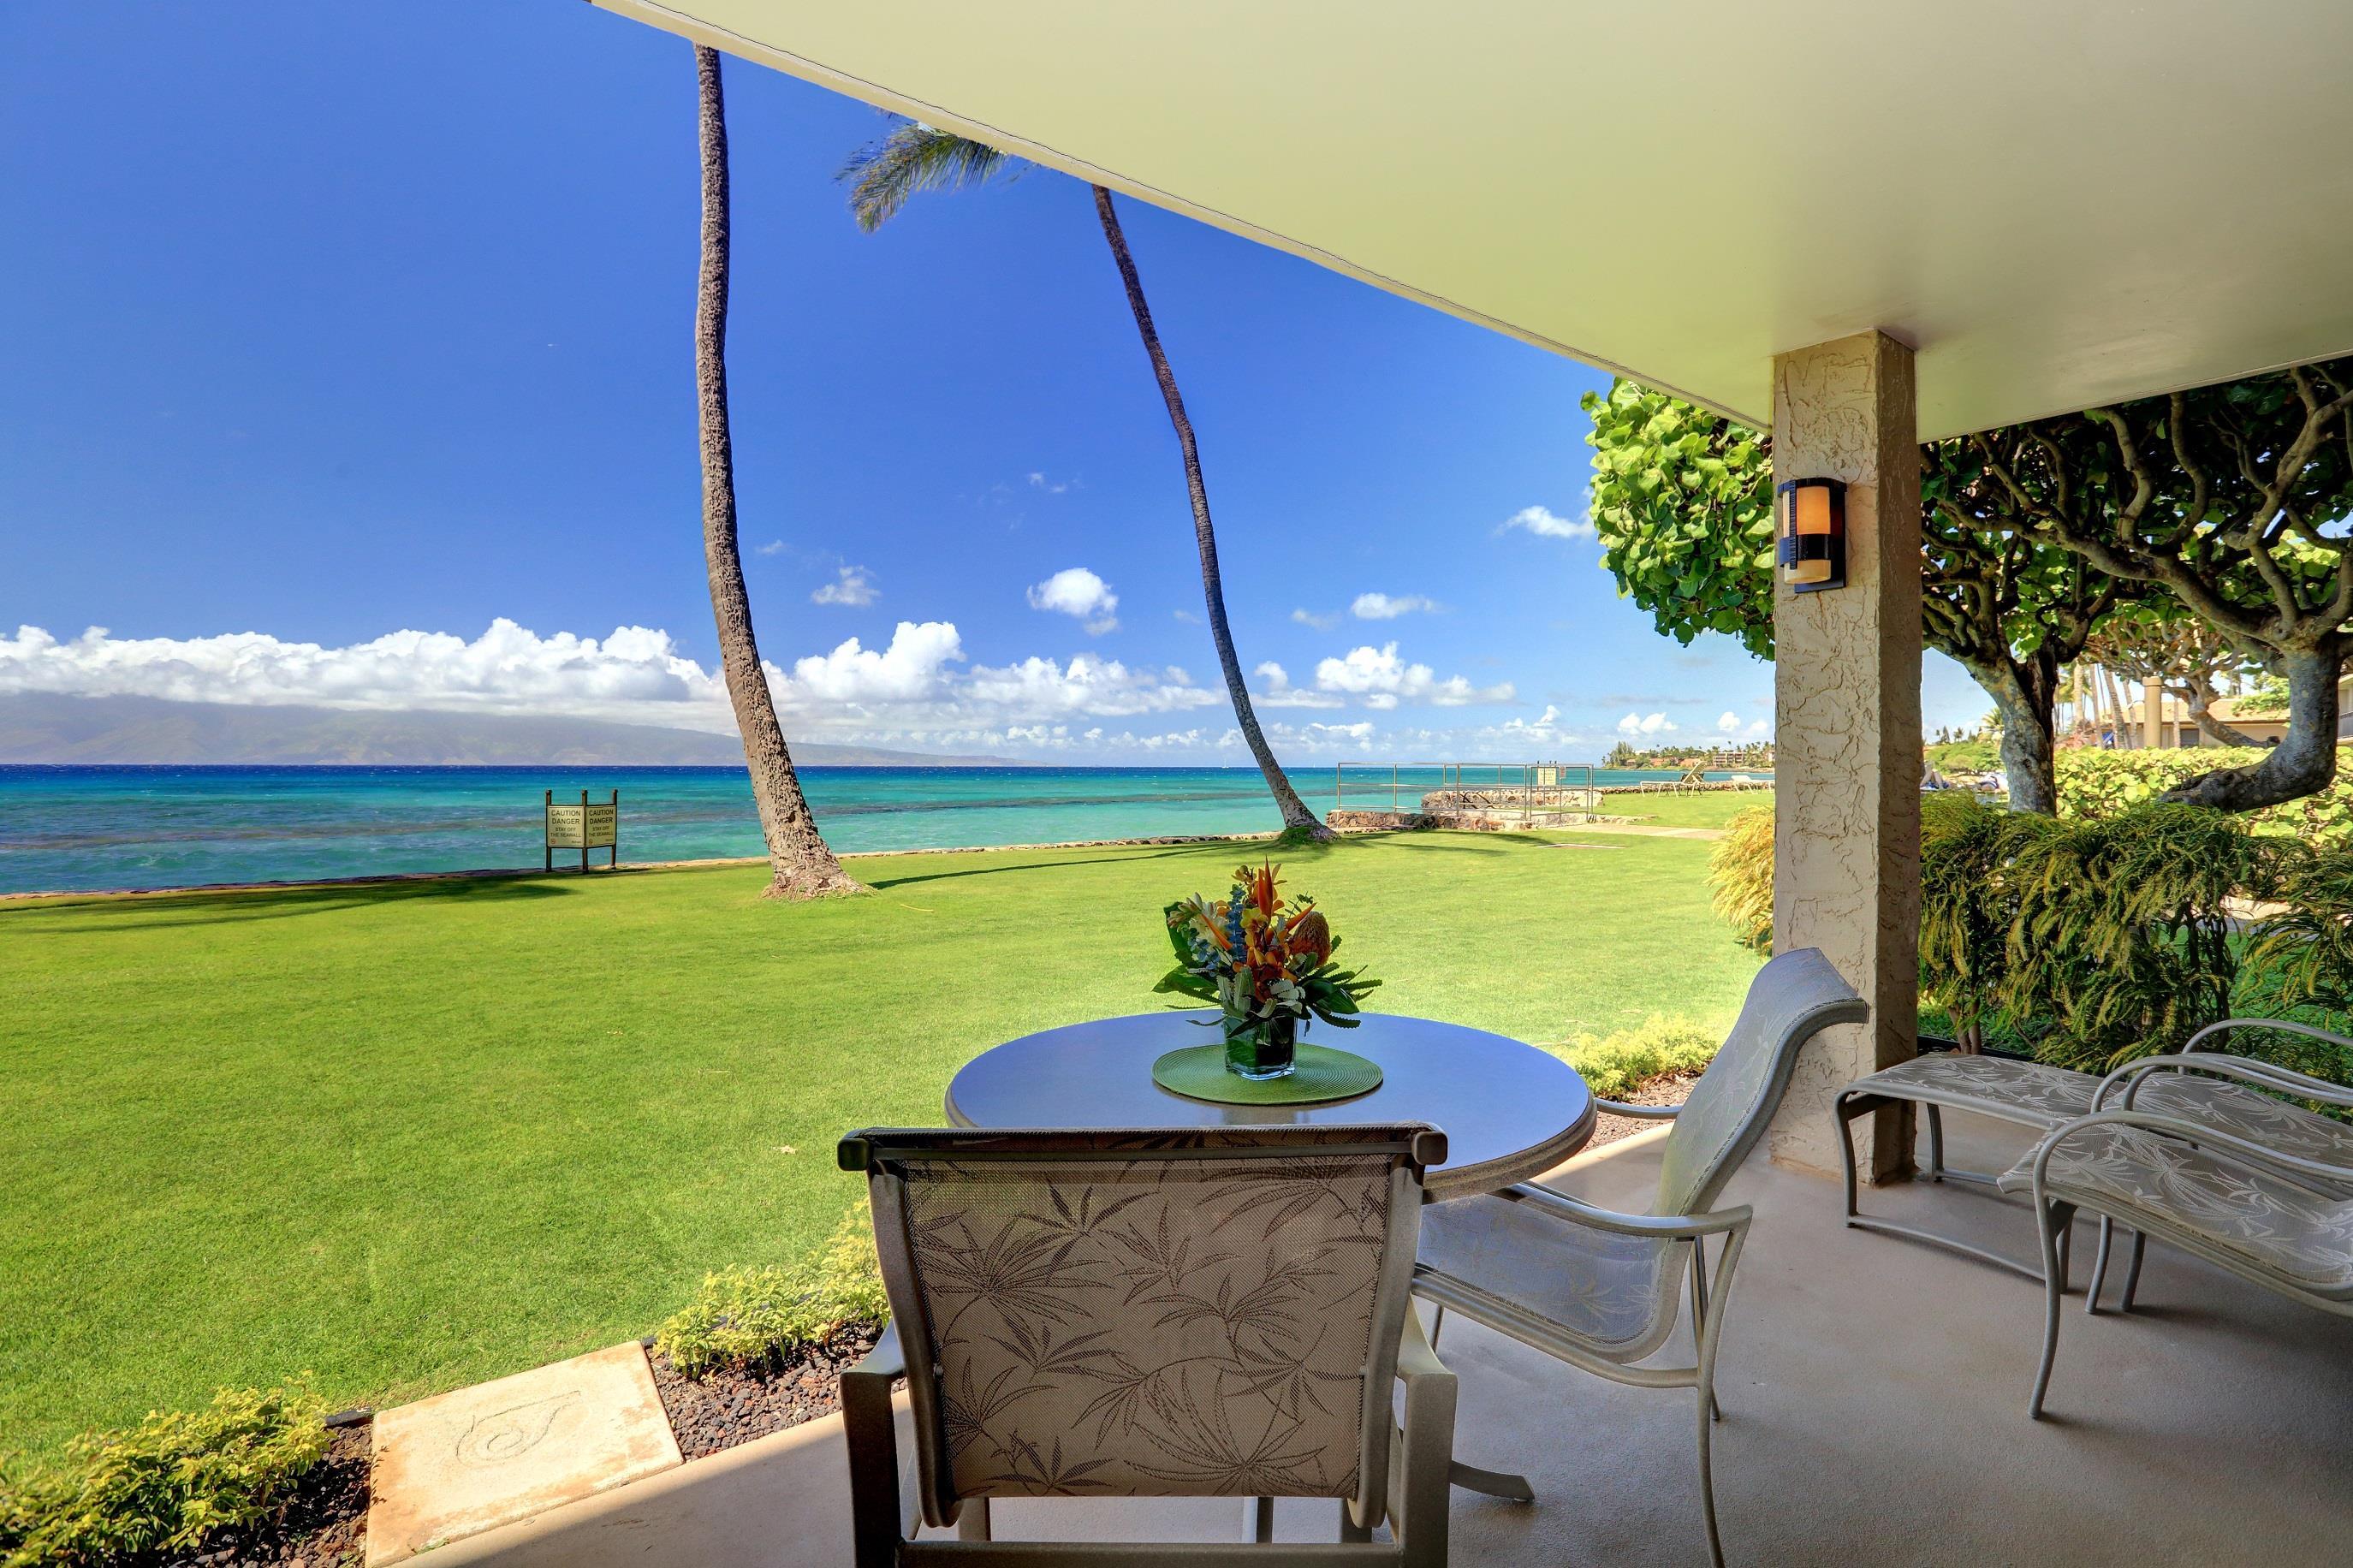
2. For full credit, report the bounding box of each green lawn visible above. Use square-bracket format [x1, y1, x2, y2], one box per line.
[1599, 787, 1774, 829]
[0, 830, 1756, 1459]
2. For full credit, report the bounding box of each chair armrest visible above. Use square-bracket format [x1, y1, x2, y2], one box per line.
[842, 1322, 908, 1385]
[2034, 1108, 2353, 1196]
[1504, 1181, 1753, 1240]
[840, 1324, 912, 1567]
[1393, 1300, 1450, 1386]
[1594, 1097, 1681, 1121]
[2099, 1052, 2353, 1113]
[2186, 1017, 2353, 1059]
[1380, 1306, 1456, 1553]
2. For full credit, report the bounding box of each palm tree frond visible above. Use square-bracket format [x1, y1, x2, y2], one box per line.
[839, 119, 1021, 231]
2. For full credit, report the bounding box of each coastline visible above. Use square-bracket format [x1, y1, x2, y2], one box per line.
[0, 829, 1297, 906]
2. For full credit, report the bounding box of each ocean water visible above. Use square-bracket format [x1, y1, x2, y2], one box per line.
[0, 764, 1748, 895]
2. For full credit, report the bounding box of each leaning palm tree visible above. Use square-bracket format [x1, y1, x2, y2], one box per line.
[841, 122, 1330, 840]
[693, 46, 861, 899]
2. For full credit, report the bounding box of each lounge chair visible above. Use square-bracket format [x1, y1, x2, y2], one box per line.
[837, 1122, 1457, 1565]
[2003, 1059, 2353, 1418]
[1836, 1020, 2353, 1294]
[1410, 947, 1867, 1565]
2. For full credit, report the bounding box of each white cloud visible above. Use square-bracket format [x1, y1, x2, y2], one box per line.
[1173, 608, 1199, 625]
[0, 619, 1221, 744]
[1617, 710, 1678, 735]
[1026, 471, 1074, 495]
[1747, 718, 1772, 736]
[1717, 711, 1741, 733]
[754, 539, 789, 556]
[1252, 659, 1345, 710]
[1500, 502, 1595, 541]
[1027, 567, 1120, 634]
[1291, 608, 1340, 633]
[0, 621, 724, 723]
[1313, 643, 1515, 708]
[1351, 591, 1442, 620]
[811, 565, 879, 607]
[784, 621, 963, 704]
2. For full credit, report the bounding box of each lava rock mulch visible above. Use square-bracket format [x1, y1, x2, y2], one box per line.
[1586, 1071, 1697, 1150]
[649, 1324, 883, 1462]
[163, 1422, 371, 1568]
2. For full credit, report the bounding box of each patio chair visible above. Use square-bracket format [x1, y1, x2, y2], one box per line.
[1836, 1018, 2353, 1303]
[2004, 1075, 2353, 1419]
[836, 1122, 1456, 1566]
[1410, 947, 1867, 1566]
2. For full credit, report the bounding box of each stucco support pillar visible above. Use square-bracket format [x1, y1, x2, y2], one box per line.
[1766, 331, 1922, 1179]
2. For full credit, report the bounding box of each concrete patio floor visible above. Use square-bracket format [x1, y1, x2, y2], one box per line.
[427, 1111, 2353, 1565]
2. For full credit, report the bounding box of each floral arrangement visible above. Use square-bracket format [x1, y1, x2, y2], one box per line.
[1156, 862, 1381, 1034]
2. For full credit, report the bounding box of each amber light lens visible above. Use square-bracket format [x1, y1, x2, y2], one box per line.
[1778, 478, 1843, 587]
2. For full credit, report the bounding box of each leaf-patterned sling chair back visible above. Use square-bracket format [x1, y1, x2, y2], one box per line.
[843, 1123, 1445, 1538]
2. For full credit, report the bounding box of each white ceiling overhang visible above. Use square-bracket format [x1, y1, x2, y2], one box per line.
[597, 1, 2353, 440]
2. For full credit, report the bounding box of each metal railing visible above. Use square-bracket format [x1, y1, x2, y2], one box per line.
[1333, 762, 1601, 825]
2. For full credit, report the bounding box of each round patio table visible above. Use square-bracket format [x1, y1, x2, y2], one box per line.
[943, 1011, 1595, 1202]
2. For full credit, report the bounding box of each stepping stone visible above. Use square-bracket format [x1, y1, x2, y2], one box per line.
[365, 1341, 680, 1565]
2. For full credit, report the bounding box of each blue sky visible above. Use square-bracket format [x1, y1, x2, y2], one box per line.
[2, 0, 1984, 762]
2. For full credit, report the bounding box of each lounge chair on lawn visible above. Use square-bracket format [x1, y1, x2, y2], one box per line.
[2002, 1057, 2353, 1418]
[1411, 947, 1867, 1567]
[1833, 1019, 2353, 1301]
[837, 1122, 1457, 1566]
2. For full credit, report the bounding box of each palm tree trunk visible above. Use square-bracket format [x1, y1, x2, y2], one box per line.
[1088, 184, 1329, 840]
[2100, 665, 2133, 748]
[695, 45, 860, 900]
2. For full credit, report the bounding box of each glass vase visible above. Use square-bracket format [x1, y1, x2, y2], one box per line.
[1223, 1013, 1298, 1079]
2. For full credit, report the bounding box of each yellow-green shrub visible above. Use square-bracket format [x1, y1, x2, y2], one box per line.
[655, 1204, 889, 1378]
[1560, 1015, 1723, 1099]
[0, 1381, 328, 1567]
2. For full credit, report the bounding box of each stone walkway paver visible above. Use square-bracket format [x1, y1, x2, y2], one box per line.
[365, 1341, 680, 1566]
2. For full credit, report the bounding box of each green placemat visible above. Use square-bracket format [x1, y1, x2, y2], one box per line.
[1151, 1042, 1384, 1105]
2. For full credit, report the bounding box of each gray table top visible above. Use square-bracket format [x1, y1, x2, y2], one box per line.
[943, 1011, 1596, 1202]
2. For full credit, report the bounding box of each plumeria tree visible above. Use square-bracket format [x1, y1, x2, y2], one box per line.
[1971, 361, 2353, 810]
[1585, 381, 2137, 811]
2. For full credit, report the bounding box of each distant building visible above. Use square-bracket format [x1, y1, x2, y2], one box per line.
[2106, 675, 2353, 747]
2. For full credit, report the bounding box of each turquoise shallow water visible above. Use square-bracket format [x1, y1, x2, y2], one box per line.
[0, 764, 1740, 895]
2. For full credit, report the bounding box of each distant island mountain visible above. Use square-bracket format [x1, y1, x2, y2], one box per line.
[0, 693, 1025, 768]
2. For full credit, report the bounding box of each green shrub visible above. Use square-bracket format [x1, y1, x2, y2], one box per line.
[0, 1381, 328, 1567]
[1707, 806, 1774, 953]
[2056, 745, 2353, 846]
[1917, 793, 2032, 1052]
[656, 1204, 889, 1379]
[1560, 1015, 1723, 1100]
[1997, 802, 2281, 1070]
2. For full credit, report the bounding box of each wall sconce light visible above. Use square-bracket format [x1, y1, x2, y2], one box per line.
[1776, 476, 1846, 592]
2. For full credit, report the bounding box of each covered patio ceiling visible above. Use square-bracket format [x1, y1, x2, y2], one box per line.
[597, 1, 2353, 441]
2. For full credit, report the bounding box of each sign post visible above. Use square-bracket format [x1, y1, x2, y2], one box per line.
[545, 789, 620, 872]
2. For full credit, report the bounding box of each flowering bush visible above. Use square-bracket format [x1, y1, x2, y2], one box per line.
[1156, 862, 1380, 1031]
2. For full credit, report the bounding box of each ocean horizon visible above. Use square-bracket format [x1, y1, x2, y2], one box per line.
[0, 763, 1764, 895]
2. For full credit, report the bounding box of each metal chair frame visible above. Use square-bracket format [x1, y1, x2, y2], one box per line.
[838, 1124, 1458, 1566]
